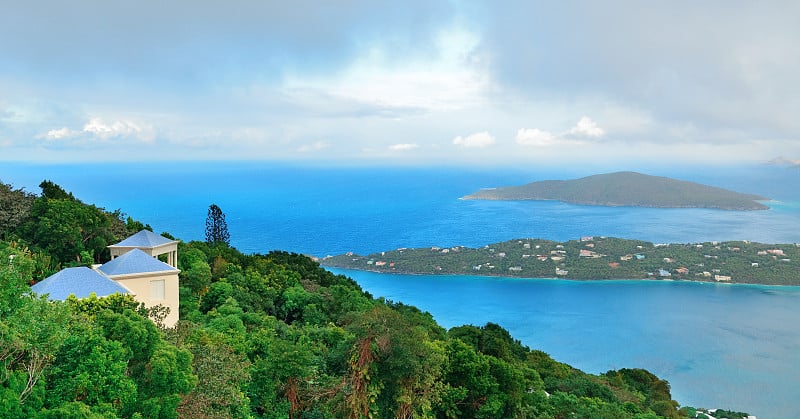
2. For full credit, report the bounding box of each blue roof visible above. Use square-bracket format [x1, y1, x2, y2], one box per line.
[98, 248, 178, 277]
[31, 267, 130, 300]
[111, 230, 176, 248]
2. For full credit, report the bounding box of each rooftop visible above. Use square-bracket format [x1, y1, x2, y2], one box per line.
[31, 267, 130, 300]
[98, 248, 179, 277]
[109, 230, 177, 248]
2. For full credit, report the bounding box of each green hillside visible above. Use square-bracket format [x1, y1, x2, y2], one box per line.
[0, 179, 745, 418]
[462, 171, 769, 210]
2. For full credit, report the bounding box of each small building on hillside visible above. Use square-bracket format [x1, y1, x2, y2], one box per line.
[108, 229, 179, 268]
[97, 248, 180, 327]
[31, 230, 181, 327]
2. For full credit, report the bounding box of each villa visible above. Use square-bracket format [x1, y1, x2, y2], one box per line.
[31, 230, 181, 327]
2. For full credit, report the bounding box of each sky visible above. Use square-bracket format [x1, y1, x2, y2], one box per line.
[1, 1, 799, 167]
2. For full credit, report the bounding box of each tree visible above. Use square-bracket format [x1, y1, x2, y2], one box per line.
[0, 181, 35, 240]
[204, 204, 230, 245]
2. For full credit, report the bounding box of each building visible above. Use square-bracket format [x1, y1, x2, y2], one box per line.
[108, 229, 179, 267]
[31, 230, 181, 327]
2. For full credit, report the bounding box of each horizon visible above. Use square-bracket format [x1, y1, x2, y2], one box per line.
[2, 2, 799, 166]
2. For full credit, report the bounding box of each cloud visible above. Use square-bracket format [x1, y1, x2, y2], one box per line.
[515, 128, 558, 146]
[517, 117, 605, 147]
[568, 116, 604, 137]
[297, 141, 330, 153]
[768, 156, 800, 168]
[83, 118, 149, 141]
[42, 127, 79, 140]
[453, 131, 496, 148]
[389, 143, 419, 151]
[36, 117, 156, 145]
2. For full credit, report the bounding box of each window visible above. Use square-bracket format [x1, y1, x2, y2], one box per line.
[150, 279, 165, 301]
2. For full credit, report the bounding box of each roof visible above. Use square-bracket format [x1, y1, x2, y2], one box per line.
[109, 230, 177, 248]
[31, 267, 130, 300]
[98, 248, 179, 277]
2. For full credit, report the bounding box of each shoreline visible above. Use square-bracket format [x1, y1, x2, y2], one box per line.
[322, 265, 800, 288]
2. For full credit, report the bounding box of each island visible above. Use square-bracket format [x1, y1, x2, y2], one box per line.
[321, 237, 800, 286]
[462, 171, 770, 210]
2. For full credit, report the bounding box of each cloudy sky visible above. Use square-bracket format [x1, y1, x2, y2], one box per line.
[1, 1, 799, 166]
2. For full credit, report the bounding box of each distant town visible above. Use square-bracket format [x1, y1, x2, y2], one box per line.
[322, 237, 800, 286]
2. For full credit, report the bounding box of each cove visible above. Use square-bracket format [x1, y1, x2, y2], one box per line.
[330, 268, 800, 418]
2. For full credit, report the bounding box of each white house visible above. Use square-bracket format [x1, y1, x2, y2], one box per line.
[31, 230, 181, 327]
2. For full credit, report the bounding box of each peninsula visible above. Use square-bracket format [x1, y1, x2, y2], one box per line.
[321, 237, 800, 286]
[462, 171, 770, 210]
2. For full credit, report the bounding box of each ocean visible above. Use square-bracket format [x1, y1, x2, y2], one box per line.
[3, 161, 800, 417]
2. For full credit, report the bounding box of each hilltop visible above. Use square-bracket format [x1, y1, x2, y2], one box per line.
[462, 171, 770, 210]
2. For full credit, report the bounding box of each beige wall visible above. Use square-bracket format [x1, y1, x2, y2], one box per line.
[109, 271, 180, 327]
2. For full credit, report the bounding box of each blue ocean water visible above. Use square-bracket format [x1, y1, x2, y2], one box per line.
[331, 269, 800, 418]
[3, 161, 800, 417]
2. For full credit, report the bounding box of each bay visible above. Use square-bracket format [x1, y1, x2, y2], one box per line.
[3, 161, 800, 417]
[331, 269, 800, 418]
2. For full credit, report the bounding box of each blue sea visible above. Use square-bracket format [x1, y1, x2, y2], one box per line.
[3, 161, 800, 417]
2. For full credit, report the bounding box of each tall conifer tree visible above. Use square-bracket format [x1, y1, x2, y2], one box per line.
[205, 204, 230, 245]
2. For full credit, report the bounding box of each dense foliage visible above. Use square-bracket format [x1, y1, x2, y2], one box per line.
[324, 236, 800, 285]
[0, 179, 735, 417]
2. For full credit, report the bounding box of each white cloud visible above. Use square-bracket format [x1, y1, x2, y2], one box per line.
[297, 141, 330, 153]
[43, 127, 79, 140]
[516, 128, 558, 146]
[389, 143, 420, 151]
[35, 117, 156, 145]
[517, 116, 605, 147]
[83, 118, 148, 140]
[568, 116, 604, 137]
[453, 131, 496, 148]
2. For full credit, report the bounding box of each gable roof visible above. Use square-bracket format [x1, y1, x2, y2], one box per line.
[98, 248, 179, 277]
[31, 267, 130, 300]
[109, 230, 177, 248]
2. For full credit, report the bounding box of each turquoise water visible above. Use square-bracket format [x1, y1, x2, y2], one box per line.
[331, 269, 800, 417]
[3, 161, 800, 416]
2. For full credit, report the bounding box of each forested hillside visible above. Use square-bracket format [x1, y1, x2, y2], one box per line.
[0, 179, 737, 418]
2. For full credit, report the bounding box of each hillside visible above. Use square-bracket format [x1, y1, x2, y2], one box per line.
[322, 237, 800, 286]
[462, 171, 770, 210]
[0, 179, 746, 418]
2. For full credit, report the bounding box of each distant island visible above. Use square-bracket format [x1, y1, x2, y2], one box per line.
[462, 171, 770, 210]
[322, 237, 800, 286]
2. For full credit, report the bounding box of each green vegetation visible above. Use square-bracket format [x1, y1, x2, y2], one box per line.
[462, 171, 769, 210]
[323, 236, 800, 285]
[0, 179, 748, 417]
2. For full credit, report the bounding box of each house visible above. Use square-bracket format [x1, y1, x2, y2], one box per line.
[675, 267, 689, 275]
[108, 229, 179, 267]
[31, 230, 181, 327]
[658, 269, 671, 277]
[97, 249, 180, 327]
[714, 274, 732, 282]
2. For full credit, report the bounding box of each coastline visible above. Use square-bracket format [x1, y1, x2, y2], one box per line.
[323, 265, 800, 288]
[320, 237, 800, 286]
